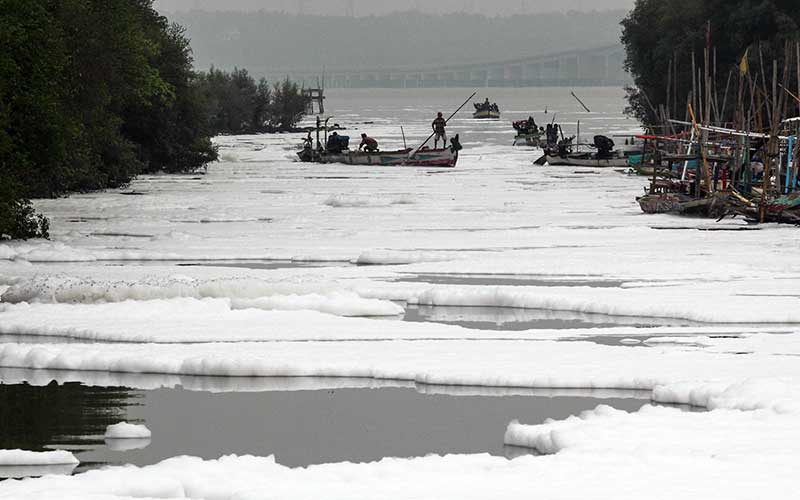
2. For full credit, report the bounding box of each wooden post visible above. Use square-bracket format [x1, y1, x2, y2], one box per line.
[688, 104, 712, 197]
[720, 69, 733, 126]
[702, 22, 713, 192]
[666, 58, 672, 121]
[691, 52, 697, 122]
[796, 41, 800, 117]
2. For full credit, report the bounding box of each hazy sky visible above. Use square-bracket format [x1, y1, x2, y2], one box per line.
[154, 0, 635, 16]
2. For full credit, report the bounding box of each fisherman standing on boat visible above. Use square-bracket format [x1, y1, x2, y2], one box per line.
[359, 133, 379, 153]
[432, 112, 447, 149]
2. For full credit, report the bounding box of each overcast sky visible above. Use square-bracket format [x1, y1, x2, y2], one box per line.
[154, 0, 634, 16]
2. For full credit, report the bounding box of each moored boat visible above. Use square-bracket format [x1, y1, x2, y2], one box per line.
[536, 134, 637, 168]
[544, 153, 630, 168]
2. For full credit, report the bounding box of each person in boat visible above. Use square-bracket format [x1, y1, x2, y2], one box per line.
[359, 133, 379, 153]
[432, 112, 447, 149]
[546, 124, 558, 146]
[526, 116, 537, 133]
[483, 98, 491, 111]
[326, 131, 346, 154]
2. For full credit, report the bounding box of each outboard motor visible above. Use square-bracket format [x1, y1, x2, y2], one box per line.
[593, 135, 615, 159]
[450, 134, 463, 153]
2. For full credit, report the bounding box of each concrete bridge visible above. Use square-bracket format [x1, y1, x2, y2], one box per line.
[263, 44, 629, 88]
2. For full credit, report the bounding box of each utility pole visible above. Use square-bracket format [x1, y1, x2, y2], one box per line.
[345, 0, 354, 17]
[297, 0, 306, 15]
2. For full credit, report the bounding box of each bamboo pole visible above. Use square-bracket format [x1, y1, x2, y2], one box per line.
[688, 103, 712, 197]
[692, 52, 697, 122]
[797, 41, 800, 117]
[703, 24, 713, 191]
[713, 46, 720, 124]
[720, 69, 733, 126]
[698, 67, 704, 123]
[673, 52, 679, 120]
[666, 58, 672, 121]
[759, 43, 773, 125]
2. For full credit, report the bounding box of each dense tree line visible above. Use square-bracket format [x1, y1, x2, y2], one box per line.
[1, 0, 218, 239]
[195, 68, 308, 134]
[621, 0, 800, 125]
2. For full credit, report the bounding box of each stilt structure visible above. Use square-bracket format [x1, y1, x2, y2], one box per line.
[302, 77, 325, 115]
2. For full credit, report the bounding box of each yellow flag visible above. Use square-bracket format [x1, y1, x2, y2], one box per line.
[739, 47, 750, 76]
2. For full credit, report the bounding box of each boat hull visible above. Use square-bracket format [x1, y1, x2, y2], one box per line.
[544, 155, 629, 168]
[513, 134, 543, 147]
[473, 110, 501, 119]
[299, 148, 458, 168]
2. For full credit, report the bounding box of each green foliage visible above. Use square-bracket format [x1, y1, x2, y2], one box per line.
[0, 177, 49, 240]
[621, 0, 800, 125]
[0, 0, 219, 240]
[269, 79, 308, 131]
[195, 69, 307, 134]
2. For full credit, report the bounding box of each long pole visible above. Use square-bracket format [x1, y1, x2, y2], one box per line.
[411, 91, 477, 156]
[401, 126, 407, 150]
[570, 91, 591, 112]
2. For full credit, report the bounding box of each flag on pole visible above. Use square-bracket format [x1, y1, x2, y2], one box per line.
[739, 47, 750, 76]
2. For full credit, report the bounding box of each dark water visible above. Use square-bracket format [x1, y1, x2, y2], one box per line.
[0, 380, 652, 477]
[396, 274, 625, 288]
[34, 259, 353, 270]
[403, 305, 699, 331]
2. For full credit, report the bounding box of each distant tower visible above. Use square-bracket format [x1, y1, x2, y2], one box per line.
[345, 0, 354, 17]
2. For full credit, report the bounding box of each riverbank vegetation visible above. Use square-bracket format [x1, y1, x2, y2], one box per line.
[1, 0, 308, 240]
[195, 68, 308, 134]
[621, 0, 800, 125]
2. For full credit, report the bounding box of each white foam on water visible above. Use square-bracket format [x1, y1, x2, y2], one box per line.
[104, 422, 152, 440]
[0, 450, 78, 466]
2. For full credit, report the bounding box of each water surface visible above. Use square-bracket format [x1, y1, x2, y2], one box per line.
[0, 380, 652, 475]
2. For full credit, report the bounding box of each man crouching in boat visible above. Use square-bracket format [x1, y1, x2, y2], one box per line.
[432, 112, 447, 149]
[359, 133, 379, 153]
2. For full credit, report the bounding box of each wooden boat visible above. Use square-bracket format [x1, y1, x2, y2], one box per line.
[311, 147, 459, 168]
[512, 120, 543, 147]
[636, 192, 692, 214]
[538, 135, 636, 168]
[544, 153, 630, 168]
[473, 100, 500, 119]
[298, 134, 462, 168]
[473, 109, 501, 119]
[513, 133, 543, 147]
